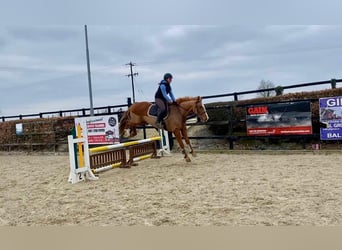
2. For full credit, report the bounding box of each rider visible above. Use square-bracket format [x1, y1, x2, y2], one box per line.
[154, 73, 176, 128]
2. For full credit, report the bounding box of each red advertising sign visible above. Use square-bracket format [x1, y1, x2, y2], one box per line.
[246, 101, 312, 136]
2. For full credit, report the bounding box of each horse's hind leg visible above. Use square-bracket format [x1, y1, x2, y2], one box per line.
[173, 129, 191, 162]
[181, 126, 196, 157]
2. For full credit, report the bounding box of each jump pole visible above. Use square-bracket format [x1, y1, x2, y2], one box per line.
[89, 136, 162, 153]
[133, 153, 153, 162]
[92, 162, 122, 174]
[91, 149, 155, 174]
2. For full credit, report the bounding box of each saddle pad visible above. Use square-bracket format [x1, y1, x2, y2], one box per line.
[147, 104, 169, 120]
[147, 104, 158, 117]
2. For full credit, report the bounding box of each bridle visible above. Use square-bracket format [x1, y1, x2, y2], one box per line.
[177, 100, 207, 117]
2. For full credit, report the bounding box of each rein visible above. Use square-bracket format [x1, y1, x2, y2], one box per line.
[176, 100, 206, 117]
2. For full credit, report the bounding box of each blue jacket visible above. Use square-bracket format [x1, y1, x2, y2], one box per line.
[155, 80, 176, 102]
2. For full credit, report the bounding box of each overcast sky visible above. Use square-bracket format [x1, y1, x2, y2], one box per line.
[1, 24, 342, 116]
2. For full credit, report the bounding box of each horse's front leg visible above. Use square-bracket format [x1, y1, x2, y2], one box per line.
[181, 125, 196, 157]
[122, 126, 135, 138]
[173, 129, 191, 162]
[130, 126, 137, 137]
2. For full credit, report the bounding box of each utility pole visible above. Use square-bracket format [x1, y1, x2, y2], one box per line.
[85, 25, 94, 116]
[126, 61, 138, 103]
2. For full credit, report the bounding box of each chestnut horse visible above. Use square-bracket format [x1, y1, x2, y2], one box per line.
[119, 96, 209, 162]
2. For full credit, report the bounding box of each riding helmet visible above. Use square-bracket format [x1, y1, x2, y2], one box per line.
[163, 73, 173, 80]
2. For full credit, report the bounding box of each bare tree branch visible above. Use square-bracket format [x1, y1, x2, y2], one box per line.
[258, 79, 275, 97]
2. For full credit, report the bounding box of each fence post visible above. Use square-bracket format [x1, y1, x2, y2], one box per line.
[331, 78, 336, 89]
[143, 125, 147, 139]
[301, 138, 306, 149]
[127, 97, 132, 107]
[234, 92, 238, 101]
[228, 106, 234, 135]
[229, 139, 234, 150]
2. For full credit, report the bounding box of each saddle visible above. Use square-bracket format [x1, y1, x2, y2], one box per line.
[147, 104, 169, 120]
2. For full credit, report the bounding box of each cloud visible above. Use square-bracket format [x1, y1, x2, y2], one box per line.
[162, 26, 188, 38]
[1, 25, 342, 117]
[7, 26, 80, 42]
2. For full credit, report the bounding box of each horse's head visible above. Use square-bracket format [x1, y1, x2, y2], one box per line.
[176, 96, 209, 122]
[119, 122, 131, 138]
[193, 96, 209, 122]
[119, 128, 131, 138]
[119, 110, 137, 138]
[120, 126, 137, 138]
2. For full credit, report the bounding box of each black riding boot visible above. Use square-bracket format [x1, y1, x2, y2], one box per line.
[155, 115, 163, 129]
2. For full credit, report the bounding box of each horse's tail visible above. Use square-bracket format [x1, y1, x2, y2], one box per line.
[119, 109, 130, 136]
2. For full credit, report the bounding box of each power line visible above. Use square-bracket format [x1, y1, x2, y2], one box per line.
[125, 61, 138, 103]
[134, 77, 147, 101]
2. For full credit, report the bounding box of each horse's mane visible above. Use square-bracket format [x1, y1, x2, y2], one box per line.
[176, 96, 199, 104]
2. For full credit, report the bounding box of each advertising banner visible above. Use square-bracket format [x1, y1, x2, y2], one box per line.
[319, 96, 342, 140]
[246, 101, 312, 136]
[75, 115, 120, 145]
[15, 123, 23, 136]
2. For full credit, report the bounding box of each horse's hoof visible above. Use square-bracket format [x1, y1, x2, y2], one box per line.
[185, 157, 191, 162]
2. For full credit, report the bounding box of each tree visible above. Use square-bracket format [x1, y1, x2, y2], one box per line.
[274, 85, 284, 96]
[331, 78, 336, 89]
[257, 79, 275, 97]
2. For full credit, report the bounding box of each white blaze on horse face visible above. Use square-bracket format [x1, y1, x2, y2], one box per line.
[200, 104, 209, 122]
[123, 129, 131, 138]
[204, 105, 209, 121]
